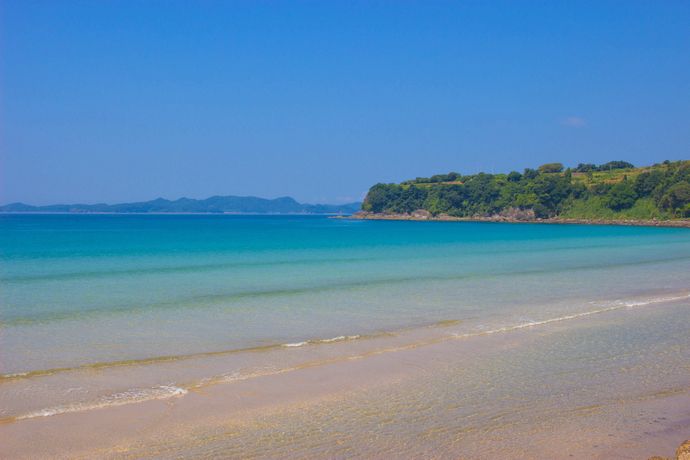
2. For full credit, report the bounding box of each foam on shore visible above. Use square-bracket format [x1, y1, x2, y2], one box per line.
[283, 335, 361, 348]
[9, 385, 188, 422]
[5, 291, 688, 423]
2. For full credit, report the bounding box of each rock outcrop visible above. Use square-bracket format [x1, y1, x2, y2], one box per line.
[647, 439, 690, 460]
[677, 440, 690, 460]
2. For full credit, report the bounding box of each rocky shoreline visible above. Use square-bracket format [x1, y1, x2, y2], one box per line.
[341, 211, 690, 228]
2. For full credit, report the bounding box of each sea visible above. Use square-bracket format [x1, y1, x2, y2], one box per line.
[1, 214, 689, 458]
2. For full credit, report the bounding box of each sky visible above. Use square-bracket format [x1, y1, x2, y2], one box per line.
[1, 1, 689, 205]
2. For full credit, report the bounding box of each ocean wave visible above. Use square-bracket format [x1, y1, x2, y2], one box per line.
[2, 372, 29, 378]
[621, 294, 690, 307]
[4, 291, 689, 383]
[5, 292, 689, 422]
[0, 334, 367, 382]
[12, 385, 187, 421]
[454, 292, 690, 339]
[282, 335, 361, 348]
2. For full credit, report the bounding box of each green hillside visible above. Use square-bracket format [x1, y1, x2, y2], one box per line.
[362, 160, 690, 220]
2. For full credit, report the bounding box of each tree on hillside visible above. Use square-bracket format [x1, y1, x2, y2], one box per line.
[523, 168, 539, 180]
[529, 174, 572, 217]
[397, 186, 427, 212]
[659, 182, 690, 217]
[605, 180, 637, 210]
[538, 163, 564, 174]
[634, 170, 664, 196]
[574, 163, 596, 172]
[599, 161, 634, 171]
[362, 183, 402, 213]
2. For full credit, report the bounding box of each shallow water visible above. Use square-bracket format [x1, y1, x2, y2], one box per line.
[3, 215, 690, 374]
[1, 215, 689, 458]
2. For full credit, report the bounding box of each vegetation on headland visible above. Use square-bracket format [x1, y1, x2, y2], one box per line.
[361, 160, 690, 221]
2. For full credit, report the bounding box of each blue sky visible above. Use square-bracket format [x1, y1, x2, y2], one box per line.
[2, 1, 689, 205]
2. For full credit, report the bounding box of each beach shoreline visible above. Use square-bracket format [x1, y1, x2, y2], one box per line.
[2, 293, 690, 459]
[341, 211, 690, 228]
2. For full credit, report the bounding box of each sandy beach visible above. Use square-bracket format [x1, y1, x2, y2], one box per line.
[2, 292, 690, 459]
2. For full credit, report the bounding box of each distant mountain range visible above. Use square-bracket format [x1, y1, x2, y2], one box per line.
[0, 195, 362, 215]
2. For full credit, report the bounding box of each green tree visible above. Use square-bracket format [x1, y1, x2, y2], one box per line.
[395, 186, 427, 213]
[523, 168, 539, 180]
[605, 181, 637, 210]
[659, 182, 690, 216]
[538, 163, 564, 174]
[598, 161, 635, 171]
[362, 183, 402, 213]
[634, 170, 664, 196]
[529, 174, 572, 216]
[574, 163, 596, 172]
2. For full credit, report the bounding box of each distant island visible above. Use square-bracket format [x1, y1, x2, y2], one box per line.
[356, 160, 690, 225]
[0, 195, 361, 215]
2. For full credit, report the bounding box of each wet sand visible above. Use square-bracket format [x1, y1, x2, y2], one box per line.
[2, 296, 689, 459]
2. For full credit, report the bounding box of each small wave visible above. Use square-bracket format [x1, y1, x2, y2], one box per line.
[3, 293, 687, 384]
[429, 319, 463, 328]
[282, 335, 361, 348]
[1, 335, 366, 382]
[454, 292, 690, 339]
[6, 292, 688, 423]
[13, 385, 188, 421]
[2, 372, 29, 378]
[319, 335, 360, 343]
[197, 368, 294, 386]
[621, 293, 690, 307]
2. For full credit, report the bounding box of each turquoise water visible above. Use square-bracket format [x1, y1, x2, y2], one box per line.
[2, 214, 690, 376]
